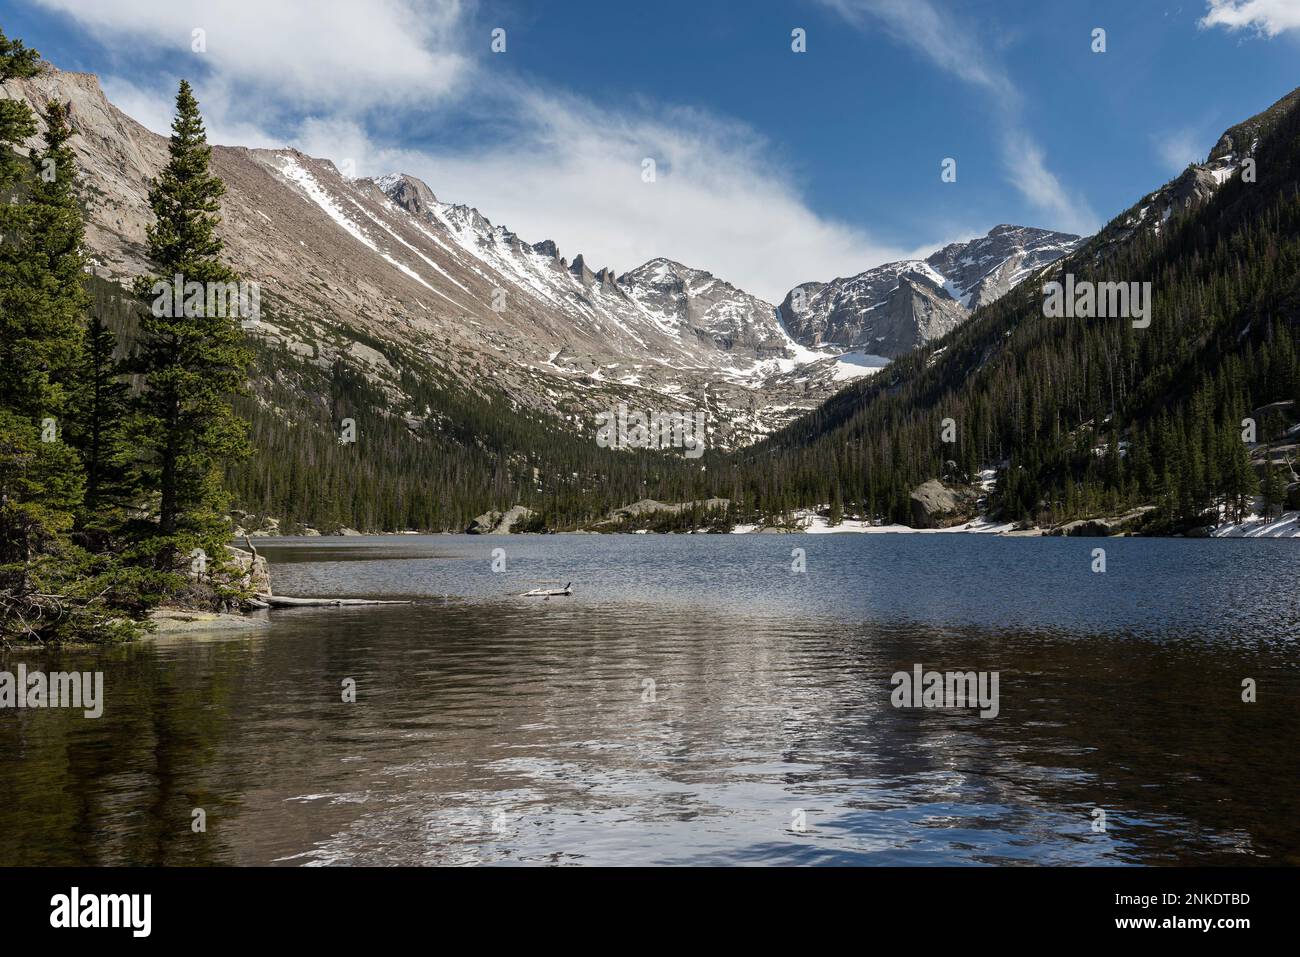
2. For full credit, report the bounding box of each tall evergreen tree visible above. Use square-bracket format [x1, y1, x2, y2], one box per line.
[0, 29, 42, 410]
[132, 81, 251, 553]
[0, 43, 142, 641]
[0, 38, 77, 638]
[68, 316, 134, 520]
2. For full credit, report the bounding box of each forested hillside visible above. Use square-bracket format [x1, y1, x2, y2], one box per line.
[726, 87, 1300, 532]
[87, 276, 715, 532]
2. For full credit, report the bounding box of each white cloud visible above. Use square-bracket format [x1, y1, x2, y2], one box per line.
[820, 0, 1020, 107]
[1153, 128, 1208, 174]
[819, 0, 1098, 236]
[33, 0, 472, 112]
[100, 75, 286, 148]
[1200, 0, 1300, 36]
[278, 93, 911, 302]
[1000, 134, 1096, 236]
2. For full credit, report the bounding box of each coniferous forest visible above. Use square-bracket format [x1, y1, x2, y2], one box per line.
[1, 32, 254, 642]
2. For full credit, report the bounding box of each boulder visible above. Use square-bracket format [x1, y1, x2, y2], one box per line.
[908, 479, 978, 529]
[466, 510, 502, 534]
[466, 505, 536, 534]
[1048, 519, 1113, 537]
[1047, 507, 1156, 537]
[494, 505, 536, 534]
[245, 515, 281, 537]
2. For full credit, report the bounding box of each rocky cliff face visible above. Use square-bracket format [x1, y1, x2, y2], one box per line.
[1086, 89, 1300, 259]
[778, 226, 1082, 357]
[616, 258, 788, 355]
[924, 225, 1083, 310]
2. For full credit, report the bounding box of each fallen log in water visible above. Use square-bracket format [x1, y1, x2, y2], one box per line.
[521, 582, 573, 597]
[256, 594, 411, 607]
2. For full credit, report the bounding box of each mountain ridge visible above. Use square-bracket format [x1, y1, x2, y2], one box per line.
[777, 224, 1083, 357]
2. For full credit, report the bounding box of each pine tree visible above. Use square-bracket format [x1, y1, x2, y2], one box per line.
[828, 484, 843, 526]
[0, 44, 143, 641]
[0, 29, 42, 411]
[132, 81, 251, 555]
[1261, 460, 1283, 519]
[0, 37, 75, 638]
[68, 317, 134, 520]
[24, 101, 87, 397]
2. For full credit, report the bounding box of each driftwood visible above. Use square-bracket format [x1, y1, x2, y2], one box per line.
[521, 582, 572, 597]
[244, 537, 407, 607]
[256, 594, 411, 607]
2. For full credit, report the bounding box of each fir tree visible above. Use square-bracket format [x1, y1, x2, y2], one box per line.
[0, 43, 143, 641]
[1261, 461, 1284, 519]
[68, 316, 134, 520]
[132, 81, 251, 553]
[828, 484, 843, 526]
[0, 30, 42, 410]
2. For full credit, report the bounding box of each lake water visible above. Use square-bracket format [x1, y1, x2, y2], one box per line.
[2, 534, 1297, 866]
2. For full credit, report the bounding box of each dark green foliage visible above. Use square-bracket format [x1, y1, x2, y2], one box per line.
[130, 80, 252, 552]
[66, 316, 134, 519]
[0, 33, 148, 643]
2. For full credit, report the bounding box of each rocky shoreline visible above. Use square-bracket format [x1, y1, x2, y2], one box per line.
[226, 505, 1300, 539]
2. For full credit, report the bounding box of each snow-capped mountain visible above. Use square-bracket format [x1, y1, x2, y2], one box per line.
[1, 67, 841, 448]
[777, 225, 1082, 356]
[924, 225, 1083, 310]
[615, 258, 788, 356]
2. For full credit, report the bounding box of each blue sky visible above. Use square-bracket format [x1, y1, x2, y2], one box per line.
[5, 0, 1299, 300]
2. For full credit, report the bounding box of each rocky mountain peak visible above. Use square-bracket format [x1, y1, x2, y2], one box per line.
[1086, 89, 1300, 259]
[0, 59, 889, 452]
[1208, 85, 1300, 163]
[778, 224, 1082, 356]
[568, 254, 596, 285]
[375, 173, 438, 215]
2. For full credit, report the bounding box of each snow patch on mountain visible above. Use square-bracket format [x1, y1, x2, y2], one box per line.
[779, 225, 1083, 356]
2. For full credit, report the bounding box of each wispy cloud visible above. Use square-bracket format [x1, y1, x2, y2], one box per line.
[29, 0, 911, 301]
[263, 90, 914, 302]
[1152, 127, 1209, 174]
[34, 0, 472, 113]
[1199, 0, 1300, 36]
[1000, 133, 1097, 236]
[818, 0, 1098, 236]
[819, 0, 1020, 106]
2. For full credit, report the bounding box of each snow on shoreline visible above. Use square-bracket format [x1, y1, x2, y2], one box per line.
[731, 512, 1018, 535]
[731, 509, 1300, 537]
[1211, 511, 1300, 538]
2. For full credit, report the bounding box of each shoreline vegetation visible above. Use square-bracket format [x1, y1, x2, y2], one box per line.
[234, 512, 1300, 538]
[233, 498, 1300, 539]
[107, 499, 1294, 641]
[2, 34, 262, 646]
